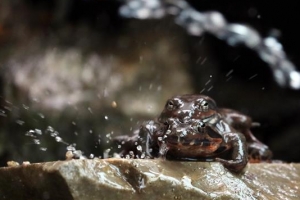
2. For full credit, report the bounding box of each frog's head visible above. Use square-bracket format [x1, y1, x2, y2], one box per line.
[158, 94, 217, 124]
[155, 94, 223, 155]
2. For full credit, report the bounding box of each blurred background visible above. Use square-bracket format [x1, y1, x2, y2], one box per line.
[1, 0, 300, 166]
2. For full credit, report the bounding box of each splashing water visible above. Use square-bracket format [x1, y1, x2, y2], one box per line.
[25, 126, 87, 159]
[158, 142, 169, 159]
[120, 0, 300, 89]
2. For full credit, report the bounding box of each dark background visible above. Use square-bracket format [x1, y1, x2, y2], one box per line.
[1, 0, 300, 166]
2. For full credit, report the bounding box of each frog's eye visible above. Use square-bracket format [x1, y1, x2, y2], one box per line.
[166, 100, 175, 111]
[199, 100, 209, 112]
[197, 122, 206, 133]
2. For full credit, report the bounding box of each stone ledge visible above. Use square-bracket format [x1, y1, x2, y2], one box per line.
[0, 159, 299, 200]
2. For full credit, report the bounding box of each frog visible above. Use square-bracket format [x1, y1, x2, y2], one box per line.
[113, 94, 272, 173]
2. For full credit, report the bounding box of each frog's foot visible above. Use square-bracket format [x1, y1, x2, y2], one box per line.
[215, 157, 247, 173]
[248, 142, 272, 162]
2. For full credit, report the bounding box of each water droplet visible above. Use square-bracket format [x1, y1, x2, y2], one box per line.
[46, 126, 54, 133]
[4, 106, 12, 112]
[200, 57, 207, 65]
[40, 147, 47, 151]
[104, 116, 108, 120]
[22, 104, 29, 110]
[16, 120, 25, 125]
[249, 74, 258, 80]
[159, 143, 169, 158]
[205, 79, 211, 85]
[35, 129, 42, 135]
[207, 86, 214, 91]
[55, 136, 62, 142]
[147, 105, 153, 112]
[33, 139, 40, 145]
[149, 83, 153, 90]
[0, 112, 7, 117]
[137, 145, 142, 151]
[87, 107, 93, 114]
[103, 88, 108, 97]
[32, 98, 39, 102]
[66, 145, 76, 151]
[50, 131, 58, 137]
[226, 69, 234, 77]
[25, 130, 35, 137]
[111, 101, 117, 108]
[73, 150, 84, 158]
[226, 76, 232, 82]
[157, 85, 162, 91]
[38, 113, 45, 119]
[103, 148, 111, 159]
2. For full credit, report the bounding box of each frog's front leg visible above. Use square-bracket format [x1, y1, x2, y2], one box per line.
[113, 120, 159, 158]
[215, 132, 248, 173]
[139, 120, 160, 158]
[219, 108, 272, 162]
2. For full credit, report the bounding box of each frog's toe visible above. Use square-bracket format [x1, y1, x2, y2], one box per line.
[215, 158, 247, 173]
[248, 144, 273, 162]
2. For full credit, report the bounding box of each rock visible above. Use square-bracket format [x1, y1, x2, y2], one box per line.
[0, 159, 299, 200]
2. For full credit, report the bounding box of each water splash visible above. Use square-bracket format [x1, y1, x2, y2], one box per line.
[25, 126, 88, 159]
[158, 142, 169, 159]
[120, 0, 300, 89]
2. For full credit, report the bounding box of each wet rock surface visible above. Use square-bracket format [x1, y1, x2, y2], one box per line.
[0, 159, 299, 200]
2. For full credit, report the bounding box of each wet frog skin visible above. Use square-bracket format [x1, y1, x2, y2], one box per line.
[114, 94, 272, 173]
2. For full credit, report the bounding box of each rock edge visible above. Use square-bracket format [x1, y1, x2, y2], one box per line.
[0, 159, 300, 200]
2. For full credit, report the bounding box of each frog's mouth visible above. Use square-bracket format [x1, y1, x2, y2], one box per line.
[166, 135, 222, 147]
[161, 118, 223, 149]
[180, 113, 217, 124]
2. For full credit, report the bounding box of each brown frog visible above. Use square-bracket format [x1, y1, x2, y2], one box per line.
[113, 94, 272, 173]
